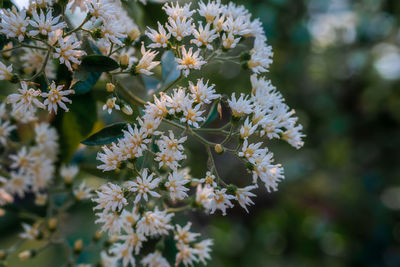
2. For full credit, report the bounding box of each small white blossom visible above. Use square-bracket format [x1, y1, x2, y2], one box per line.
[0, 7, 29, 42]
[93, 183, 127, 212]
[141, 251, 170, 267]
[228, 93, 253, 118]
[145, 22, 170, 48]
[165, 171, 190, 201]
[236, 185, 257, 212]
[135, 43, 160, 75]
[54, 35, 86, 71]
[103, 97, 120, 114]
[0, 61, 13, 80]
[42, 82, 74, 114]
[176, 46, 206, 77]
[209, 188, 235, 216]
[28, 9, 65, 37]
[126, 168, 161, 204]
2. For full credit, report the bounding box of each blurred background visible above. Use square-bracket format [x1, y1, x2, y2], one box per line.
[1, 0, 400, 266]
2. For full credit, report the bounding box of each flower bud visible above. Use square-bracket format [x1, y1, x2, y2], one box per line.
[122, 105, 133, 115]
[120, 54, 130, 69]
[106, 83, 115, 93]
[18, 250, 34, 261]
[0, 249, 7, 260]
[128, 28, 141, 41]
[92, 231, 102, 243]
[214, 144, 224, 154]
[74, 239, 83, 254]
[48, 218, 57, 232]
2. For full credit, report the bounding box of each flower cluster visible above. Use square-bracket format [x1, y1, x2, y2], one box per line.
[0, 0, 305, 266]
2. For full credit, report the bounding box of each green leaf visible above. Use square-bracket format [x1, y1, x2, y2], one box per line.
[81, 55, 119, 72]
[0, 34, 7, 50]
[53, 92, 97, 162]
[81, 122, 128, 146]
[203, 102, 219, 126]
[72, 71, 101, 95]
[161, 51, 180, 85]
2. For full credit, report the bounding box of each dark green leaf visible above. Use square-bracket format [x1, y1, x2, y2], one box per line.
[161, 51, 180, 85]
[81, 55, 119, 72]
[72, 71, 101, 94]
[81, 122, 127, 146]
[0, 34, 7, 50]
[53, 92, 97, 162]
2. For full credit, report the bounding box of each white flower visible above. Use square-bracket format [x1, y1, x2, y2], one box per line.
[0, 119, 15, 146]
[99, 19, 127, 46]
[97, 143, 122, 171]
[181, 102, 205, 128]
[191, 22, 219, 50]
[86, 0, 117, 23]
[126, 168, 161, 203]
[174, 222, 200, 245]
[28, 9, 65, 37]
[209, 188, 235, 216]
[164, 88, 190, 115]
[95, 210, 124, 235]
[165, 171, 190, 201]
[135, 43, 160, 75]
[120, 207, 140, 232]
[119, 229, 146, 255]
[121, 124, 150, 159]
[162, 2, 195, 20]
[103, 97, 120, 114]
[54, 35, 86, 71]
[136, 207, 174, 237]
[189, 78, 220, 104]
[42, 82, 74, 114]
[5, 171, 29, 198]
[239, 117, 257, 139]
[248, 39, 273, 73]
[93, 183, 127, 212]
[0, 7, 29, 42]
[260, 163, 284, 192]
[222, 32, 241, 49]
[195, 184, 213, 210]
[176, 46, 206, 77]
[7, 82, 45, 113]
[238, 139, 266, 164]
[198, 0, 222, 23]
[141, 251, 170, 267]
[60, 164, 79, 184]
[282, 123, 305, 149]
[236, 185, 257, 212]
[194, 239, 213, 265]
[100, 250, 119, 267]
[228, 93, 253, 117]
[109, 242, 135, 267]
[9, 146, 31, 170]
[19, 223, 39, 240]
[74, 182, 92, 201]
[199, 171, 217, 188]
[175, 242, 198, 267]
[0, 61, 13, 80]
[155, 131, 187, 170]
[145, 22, 170, 48]
[138, 116, 162, 137]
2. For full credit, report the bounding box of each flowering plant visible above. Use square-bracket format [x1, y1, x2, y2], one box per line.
[0, 0, 304, 266]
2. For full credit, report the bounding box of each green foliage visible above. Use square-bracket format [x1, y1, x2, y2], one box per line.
[54, 92, 97, 162]
[82, 122, 128, 146]
[81, 55, 119, 73]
